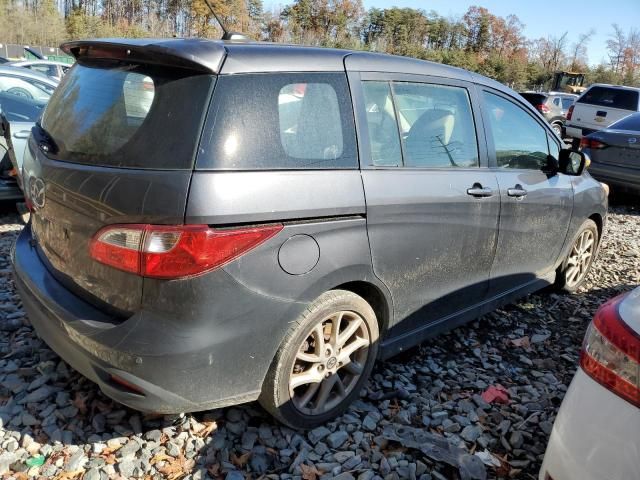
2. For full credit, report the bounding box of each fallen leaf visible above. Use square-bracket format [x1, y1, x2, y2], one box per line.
[231, 451, 251, 468]
[151, 453, 174, 465]
[73, 392, 89, 415]
[481, 385, 510, 404]
[53, 471, 84, 480]
[510, 336, 530, 349]
[156, 454, 195, 480]
[197, 420, 217, 438]
[300, 463, 323, 480]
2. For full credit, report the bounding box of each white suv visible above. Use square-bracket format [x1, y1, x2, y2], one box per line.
[565, 84, 640, 145]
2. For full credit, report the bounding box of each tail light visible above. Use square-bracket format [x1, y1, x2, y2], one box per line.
[580, 294, 640, 408]
[580, 137, 607, 150]
[90, 224, 283, 279]
[566, 105, 574, 121]
[536, 104, 550, 114]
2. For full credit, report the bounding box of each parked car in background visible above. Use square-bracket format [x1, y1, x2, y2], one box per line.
[0, 66, 58, 193]
[6, 60, 71, 82]
[539, 287, 640, 480]
[13, 38, 607, 429]
[581, 112, 640, 195]
[520, 91, 578, 137]
[565, 84, 640, 145]
[0, 65, 56, 101]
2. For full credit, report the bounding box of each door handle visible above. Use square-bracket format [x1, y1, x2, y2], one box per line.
[507, 184, 528, 198]
[13, 130, 31, 139]
[467, 184, 493, 197]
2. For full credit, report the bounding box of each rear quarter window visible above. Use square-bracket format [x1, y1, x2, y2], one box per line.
[197, 72, 357, 170]
[578, 87, 639, 111]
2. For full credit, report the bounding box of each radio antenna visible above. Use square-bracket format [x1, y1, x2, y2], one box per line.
[202, 0, 249, 41]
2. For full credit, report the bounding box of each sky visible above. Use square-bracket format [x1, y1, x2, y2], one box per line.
[364, 0, 640, 65]
[268, 0, 640, 66]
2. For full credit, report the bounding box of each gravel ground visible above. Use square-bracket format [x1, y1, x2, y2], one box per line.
[0, 202, 639, 480]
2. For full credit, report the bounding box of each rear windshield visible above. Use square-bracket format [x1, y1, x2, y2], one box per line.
[520, 93, 547, 105]
[197, 72, 357, 170]
[577, 86, 639, 111]
[609, 113, 640, 131]
[561, 97, 575, 109]
[40, 60, 215, 169]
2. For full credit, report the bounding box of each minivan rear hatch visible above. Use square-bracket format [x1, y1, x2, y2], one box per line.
[26, 44, 217, 314]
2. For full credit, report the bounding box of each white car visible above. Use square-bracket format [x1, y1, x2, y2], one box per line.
[565, 84, 640, 145]
[6, 60, 71, 81]
[539, 287, 640, 480]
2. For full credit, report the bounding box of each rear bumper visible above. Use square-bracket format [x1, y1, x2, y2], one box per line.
[539, 368, 640, 480]
[588, 162, 640, 195]
[12, 225, 292, 413]
[565, 125, 597, 139]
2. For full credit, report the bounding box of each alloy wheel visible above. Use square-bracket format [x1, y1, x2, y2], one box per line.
[565, 229, 595, 288]
[289, 311, 370, 416]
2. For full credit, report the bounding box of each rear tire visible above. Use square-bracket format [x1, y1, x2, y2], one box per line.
[551, 122, 563, 137]
[259, 290, 379, 429]
[555, 219, 599, 292]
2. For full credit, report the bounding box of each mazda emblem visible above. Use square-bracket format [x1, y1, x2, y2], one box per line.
[30, 177, 46, 209]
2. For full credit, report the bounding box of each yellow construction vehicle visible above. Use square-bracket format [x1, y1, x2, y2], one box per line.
[552, 71, 586, 94]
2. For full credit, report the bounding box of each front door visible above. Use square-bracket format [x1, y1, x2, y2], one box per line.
[480, 90, 573, 294]
[352, 73, 500, 339]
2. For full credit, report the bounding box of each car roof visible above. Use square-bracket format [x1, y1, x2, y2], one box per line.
[0, 65, 60, 85]
[586, 83, 640, 92]
[547, 91, 578, 97]
[61, 38, 513, 94]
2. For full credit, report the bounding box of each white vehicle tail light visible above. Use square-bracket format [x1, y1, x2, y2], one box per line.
[580, 294, 640, 408]
[566, 104, 574, 121]
[90, 224, 283, 279]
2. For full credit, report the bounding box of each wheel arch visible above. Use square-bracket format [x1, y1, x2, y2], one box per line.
[589, 212, 603, 242]
[331, 280, 391, 339]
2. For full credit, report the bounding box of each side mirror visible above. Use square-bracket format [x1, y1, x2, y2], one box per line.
[543, 154, 559, 175]
[558, 149, 589, 176]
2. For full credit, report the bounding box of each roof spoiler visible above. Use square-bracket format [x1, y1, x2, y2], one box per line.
[60, 38, 226, 74]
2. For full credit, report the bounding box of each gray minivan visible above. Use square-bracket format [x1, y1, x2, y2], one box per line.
[13, 39, 608, 428]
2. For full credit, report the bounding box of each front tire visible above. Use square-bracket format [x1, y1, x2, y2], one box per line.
[259, 290, 379, 429]
[555, 219, 599, 292]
